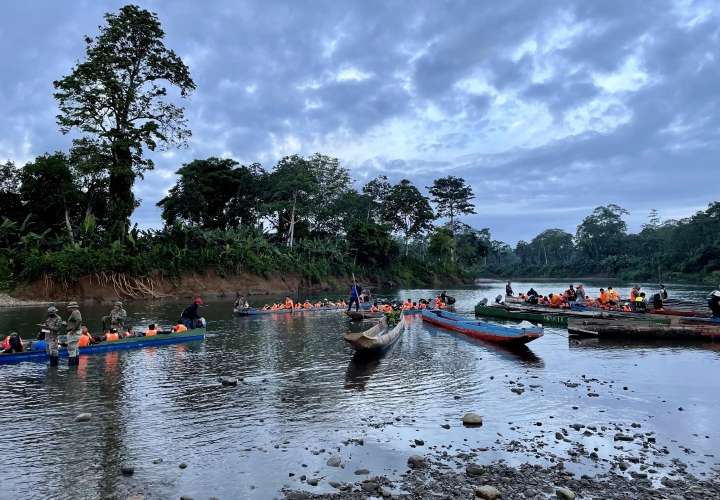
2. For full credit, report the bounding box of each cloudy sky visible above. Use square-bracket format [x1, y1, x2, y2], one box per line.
[1, 0, 718, 243]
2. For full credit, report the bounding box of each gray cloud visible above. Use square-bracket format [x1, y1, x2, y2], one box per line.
[0, 0, 717, 242]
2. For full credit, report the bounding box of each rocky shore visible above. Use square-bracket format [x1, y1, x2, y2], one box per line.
[283, 454, 719, 499]
[0, 292, 51, 308]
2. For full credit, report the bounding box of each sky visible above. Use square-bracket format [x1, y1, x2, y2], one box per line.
[1, 0, 719, 244]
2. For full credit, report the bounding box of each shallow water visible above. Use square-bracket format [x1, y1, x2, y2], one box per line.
[1, 281, 718, 499]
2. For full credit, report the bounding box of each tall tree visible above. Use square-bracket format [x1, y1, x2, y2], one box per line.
[158, 158, 264, 230]
[428, 176, 476, 234]
[54, 4, 195, 239]
[383, 179, 434, 255]
[575, 204, 629, 263]
[362, 175, 392, 223]
[0, 162, 25, 224]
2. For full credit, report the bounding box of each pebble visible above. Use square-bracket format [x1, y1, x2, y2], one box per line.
[307, 478, 319, 486]
[475, 485, 501, 499]
[463, 413, 483, 426]
[614, 433, 634, 442]
[354, 468, 370, 475]
[326, 455, 341, 467]
[75, 413, 92, 422]
[466, 463, 484, 476]
[441, 424, 451, 429]
[179, 462, 188, 469]
[414, 439, 425, 446]
[120, 465, 134, 476]
[220, 376, 238, 386]
[407, 455, 427, 469]
[556, 486, 576, 499]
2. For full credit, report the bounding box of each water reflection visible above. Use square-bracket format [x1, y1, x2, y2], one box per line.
[569, 336, 720, 352]
[344, 353, 382, 391]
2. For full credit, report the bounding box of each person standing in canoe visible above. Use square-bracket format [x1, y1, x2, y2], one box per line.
[347, 282, 361, 312]
[102, 301, 127, 332]
[575, 284, 586, 303]
[44, 305, 64, 367]
[506, 282, 514, 296]
[181, 296, 204, 329]
[66, 301, 83, 366]
[659, 284, 668, 299]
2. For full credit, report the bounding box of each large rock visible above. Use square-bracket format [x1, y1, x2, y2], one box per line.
[475, 485, 501, 499]
[120, 465, 135, 476]
[463, 413, 483, 426]
[75, 413, 92, 422]
[306, 478, 319, 486]
[407, 455, 426, 469]
[326, 456, 341, 467]
[220, 376, 238, 386]
[466, 463, 484, 476]
[555, 486, 576, 499]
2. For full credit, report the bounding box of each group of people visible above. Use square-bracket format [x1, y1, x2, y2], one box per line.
[507, 282, 669, 312]
[2, 296, 205, 365]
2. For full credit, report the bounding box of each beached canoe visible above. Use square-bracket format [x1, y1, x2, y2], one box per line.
[402, 309, 422, 316]
[0, 328, 207, 365]
[235, 306, 344, 316]
[345, 310, 385, 321]
[344, 317, 404, 353]
[567, 317, 720, 341]
[422, 309, 543, 345]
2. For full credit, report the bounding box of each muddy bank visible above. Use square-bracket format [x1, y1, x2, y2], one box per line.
[0, 293, 52, 308]
[10, 270, 353, 303]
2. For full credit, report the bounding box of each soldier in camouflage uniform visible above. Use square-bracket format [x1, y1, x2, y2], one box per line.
[66, 301, 82, 366]
[102, 301, 127, 332]
[44, 305, 64, 367]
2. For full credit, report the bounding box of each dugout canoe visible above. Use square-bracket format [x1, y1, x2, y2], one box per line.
[344, 317, 404, 353]
[422, 309, 543, 345]
[474, 303, 573, 325]
[235, 306, 344, 316]
[567, 317, 720, 341]
[0, 328, 207, 365]
[345, 310, 385, 321]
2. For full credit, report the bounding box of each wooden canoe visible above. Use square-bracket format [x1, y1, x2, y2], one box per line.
[235, 306, 344, 316]
[344, 317, 404, 353]
[422, 309, 543, 345]
[345, 310, 385, 321]
[567, 317, 720, 341]
[0, 328, 207, 365]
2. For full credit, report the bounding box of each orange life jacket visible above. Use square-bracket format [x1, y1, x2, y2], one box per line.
[382, 304, 393, 313]
[144, 329, 157, 337]
[106, 332, 120, 342]
[285, 299, 294, 309]
[303, 302, 312, 309]
[2, 336, 22, 351]
[174, 324, 188, 333]
[78, 334, 92, 348]
[598, 291, 608, 304]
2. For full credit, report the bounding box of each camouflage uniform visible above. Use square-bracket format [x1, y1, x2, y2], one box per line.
[44, 306, 64, 366]
[66, 302, 82, 363]
[110, 302, 127, 330]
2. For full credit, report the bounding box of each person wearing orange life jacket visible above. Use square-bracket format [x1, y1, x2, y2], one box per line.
[629, 286, 640, 302]
[434, 296, 443, 309]
[598, 288, 609, 305]
[105, 329, 120, 342]
[548, 293, 564, 308]
[173, 322, 188, 333]
[124, 326, 136, 338]
[78, 328, 92, 348]
[144, 324, 159, 337]
[284, 297, 294, 310]
[369, 302, 379, 313]
[607, 287, 620, 305]
[382, 304, 393, 313]
[402, 299, 413, 310]
[2, 332, 24, 353]
[419, 301, 427, 309]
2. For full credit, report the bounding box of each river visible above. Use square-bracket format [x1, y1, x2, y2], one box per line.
[1, 281, 718, 499]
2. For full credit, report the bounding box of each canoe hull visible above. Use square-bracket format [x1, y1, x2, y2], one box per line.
[567, 318, 720, 341]
[422, 309, 543, 345]
[344, 318, 404, 353]
[236, 307, 344, 316]
[345, 310, 384, 321]
[474, 304, 569, 325]
[0, 329, 206, 365]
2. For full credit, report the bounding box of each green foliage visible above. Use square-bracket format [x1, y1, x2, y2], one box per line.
[53, 4, 195, 239]
[383, 179, 435, 254]
[428, 176, 475, 233]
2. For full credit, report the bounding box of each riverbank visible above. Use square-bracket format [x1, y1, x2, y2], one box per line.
[6, 270, 470, 304]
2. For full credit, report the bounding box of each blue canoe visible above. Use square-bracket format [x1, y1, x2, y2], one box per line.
[421, 309, 543, 345]
[234, 306, 345, 316]
[0, 328, 206, 365]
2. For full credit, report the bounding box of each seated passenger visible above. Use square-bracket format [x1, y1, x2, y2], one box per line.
[105, 329, 120, 342]
[144, 324, 159, 337]
[78, 327, 93, 348]
[303, 300, 312, 309]
[123, 326, 136, 338]
[2, 332, 24, 353]
[173, 322, 188, 333]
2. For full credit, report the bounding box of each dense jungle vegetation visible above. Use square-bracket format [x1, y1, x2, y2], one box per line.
[0, 5, 717, 292]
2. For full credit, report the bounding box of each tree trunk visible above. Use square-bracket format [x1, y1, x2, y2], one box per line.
[449, 211, 456, 264]
[63, 204, 75, 246]
[109, 144, 135, 241]
[288, 192, 297, 249]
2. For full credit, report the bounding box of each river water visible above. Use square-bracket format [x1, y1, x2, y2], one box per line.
[1, 281, 718, 499]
